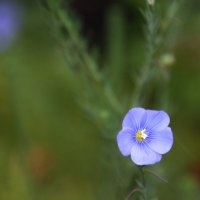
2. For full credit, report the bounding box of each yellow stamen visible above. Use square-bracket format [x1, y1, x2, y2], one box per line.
[135, 129, 148, 141]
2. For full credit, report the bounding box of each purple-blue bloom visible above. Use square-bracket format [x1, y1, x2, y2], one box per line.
[117, 107, 173, 165]
[0, 1, 23, 52]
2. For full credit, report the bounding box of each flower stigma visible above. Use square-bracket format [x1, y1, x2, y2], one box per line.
[135, 129, 148, 142]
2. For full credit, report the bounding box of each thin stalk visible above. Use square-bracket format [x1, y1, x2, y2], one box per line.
[144, 168, 168, 183]
[44, 1, 123, 116]
[139, 166, 147, 200]
[131, 4, 158, 107]
[125, 166, 147, 200]
[125, 188, 144, 200]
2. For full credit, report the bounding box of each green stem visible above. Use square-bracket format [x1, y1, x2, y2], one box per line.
[125, 167, 147, 200]
[139, 166, 147, 200]
[125, 188, 144, 200]
[48, 1, 122, 115]
[144, 168, 168, 183]
[130, 4, 157, 107]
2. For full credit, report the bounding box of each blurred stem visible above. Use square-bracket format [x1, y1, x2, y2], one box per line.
[139, 166, 147, 200]
[125, 166, 147, 200]
[144, 168, 168, 183]
[125, 188, 144, 200]
[126, 167, 168, 200]
[131, 2, 178, 107]
[44, 0, 123, 116]
[131, 4, 158, 107]
[106, 6, 126, 94]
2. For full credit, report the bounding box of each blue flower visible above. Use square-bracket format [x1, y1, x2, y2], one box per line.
[0, 2, 23, 52]
[117, 107, 173, 165]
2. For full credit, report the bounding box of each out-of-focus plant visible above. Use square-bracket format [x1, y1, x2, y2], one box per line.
[40, 0, 180, 199]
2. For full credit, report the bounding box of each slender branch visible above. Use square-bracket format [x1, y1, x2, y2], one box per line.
[130, 1, 178, 107]
[43, 1, 123, 116]
[125, 188, 144, 200]
[143, 168, 168, 183]
[131, 4, 158, 107]
[139, 166, 147, 200]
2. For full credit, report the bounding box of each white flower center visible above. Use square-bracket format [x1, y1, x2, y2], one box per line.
[135, 129, 148, 142]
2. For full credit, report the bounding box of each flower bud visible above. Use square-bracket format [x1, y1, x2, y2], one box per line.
[160, 53, 175, 68]
[147, 0, 155, 6]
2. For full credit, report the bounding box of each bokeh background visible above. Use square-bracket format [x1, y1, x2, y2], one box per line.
[0, 0, 200, 200]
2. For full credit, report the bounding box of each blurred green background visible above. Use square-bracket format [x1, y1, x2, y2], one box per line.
[0, 0, 200, 199]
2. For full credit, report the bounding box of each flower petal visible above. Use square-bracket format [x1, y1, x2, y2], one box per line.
[131, 142, 162, 165]
[143, 110, 170, 132]
[117, 129, 134, 156]
[122, 107, 146, 131]
[147, 127, 173, 154]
